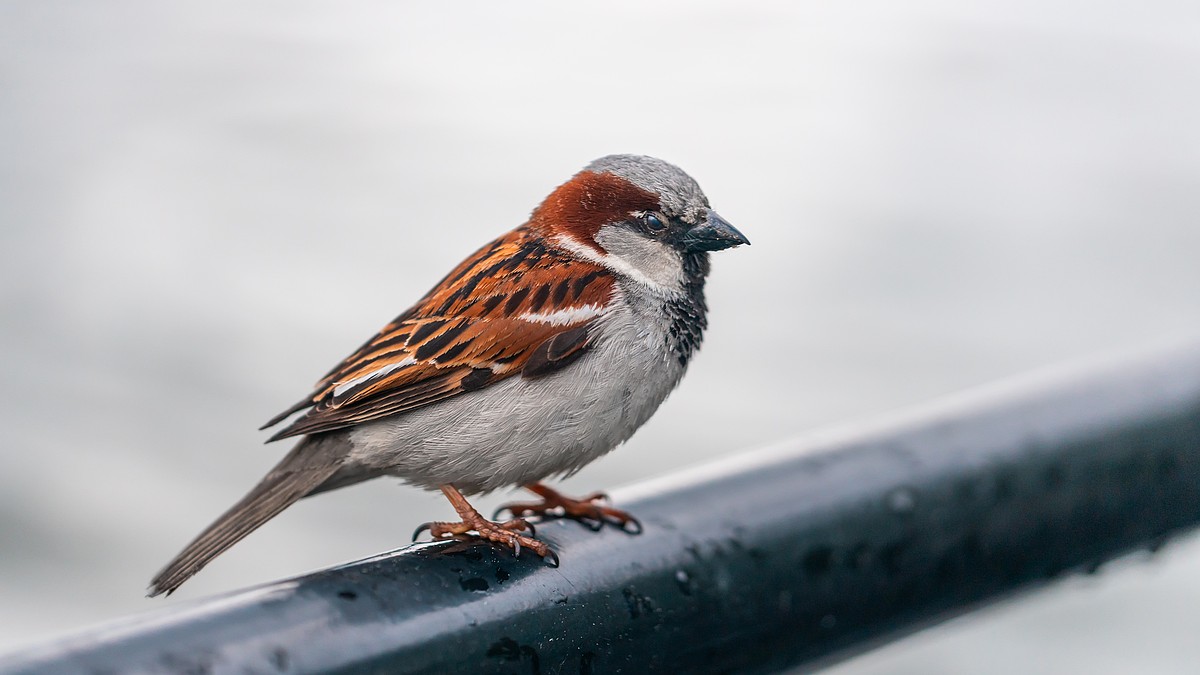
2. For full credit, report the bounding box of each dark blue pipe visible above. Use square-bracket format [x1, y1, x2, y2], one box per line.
[4, 343, 1200, 674]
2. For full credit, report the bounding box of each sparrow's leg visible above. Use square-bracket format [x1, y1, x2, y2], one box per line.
[495, 482, 642, 533]
[415, 485, 553, 559]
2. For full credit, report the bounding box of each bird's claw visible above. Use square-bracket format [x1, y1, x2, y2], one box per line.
[620, 515, 644, 535]
[583, 491, 611, 504]
[412, 514, 550, 560]
[492, 487, 641, 536]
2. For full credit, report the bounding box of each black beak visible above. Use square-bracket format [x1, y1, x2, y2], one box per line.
[683, 210, 750, 252]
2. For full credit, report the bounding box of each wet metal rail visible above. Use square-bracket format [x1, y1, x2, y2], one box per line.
[4, 342, 1200, 674]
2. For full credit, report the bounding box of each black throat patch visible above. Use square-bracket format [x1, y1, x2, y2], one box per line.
[665, 251, 710, 367]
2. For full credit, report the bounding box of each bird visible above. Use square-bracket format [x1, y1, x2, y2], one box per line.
[148, 154, 749, 596]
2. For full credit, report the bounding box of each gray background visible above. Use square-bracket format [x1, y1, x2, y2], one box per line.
[2, 2, 1200, 672]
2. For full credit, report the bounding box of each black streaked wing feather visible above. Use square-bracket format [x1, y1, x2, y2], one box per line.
[261, 227, 615, 442]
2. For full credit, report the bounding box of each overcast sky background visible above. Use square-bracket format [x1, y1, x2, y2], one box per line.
[2, 2, 1200, 672]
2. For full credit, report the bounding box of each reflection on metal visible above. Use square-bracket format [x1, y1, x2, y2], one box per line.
[4, 343, 1200, 674]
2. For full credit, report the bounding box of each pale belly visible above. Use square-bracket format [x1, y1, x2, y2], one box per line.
[345, 305, 686, 494]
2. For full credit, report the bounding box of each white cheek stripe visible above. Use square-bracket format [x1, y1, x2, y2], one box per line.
[519, 303, 603, 326]
[552, 234, 670, 293]
[333, 357, 416, 397]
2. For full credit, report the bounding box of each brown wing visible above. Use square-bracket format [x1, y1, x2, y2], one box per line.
[262, 227, 614, 442]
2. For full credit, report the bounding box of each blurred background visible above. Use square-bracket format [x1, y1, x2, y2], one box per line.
[2, 1, 1199, 672]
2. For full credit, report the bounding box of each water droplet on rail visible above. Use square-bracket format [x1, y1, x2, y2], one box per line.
[674, 569, 695, 596]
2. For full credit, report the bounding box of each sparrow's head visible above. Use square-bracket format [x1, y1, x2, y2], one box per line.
[531, 154, 748, 291]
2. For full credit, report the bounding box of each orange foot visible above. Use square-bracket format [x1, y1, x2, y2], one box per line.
[414, 485, 556, 563]
[495, 483, 643, 534]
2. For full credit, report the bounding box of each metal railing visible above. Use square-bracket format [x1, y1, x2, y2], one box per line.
[4, 342, 1200, 674]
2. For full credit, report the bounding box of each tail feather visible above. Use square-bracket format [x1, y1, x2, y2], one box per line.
[148, 437, 344, 597]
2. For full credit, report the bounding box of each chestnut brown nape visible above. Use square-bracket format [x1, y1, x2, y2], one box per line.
[529, 170, 659, 250]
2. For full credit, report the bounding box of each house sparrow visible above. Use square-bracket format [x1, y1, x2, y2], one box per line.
[148, 154, 748, 596]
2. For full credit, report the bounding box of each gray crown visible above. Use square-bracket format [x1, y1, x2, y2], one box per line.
[585, 154, 710, 225]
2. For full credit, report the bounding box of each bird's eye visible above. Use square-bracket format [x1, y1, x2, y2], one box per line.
[642, 212, 667, 234]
